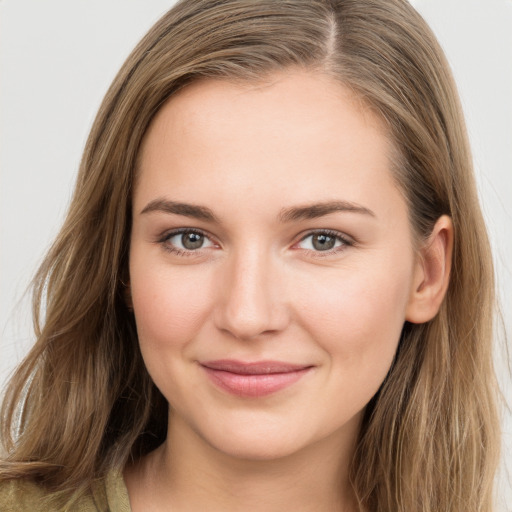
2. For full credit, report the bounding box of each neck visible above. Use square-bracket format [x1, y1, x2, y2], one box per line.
[126, 413, 361, 512]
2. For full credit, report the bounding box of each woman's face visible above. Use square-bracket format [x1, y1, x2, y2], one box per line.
[129, 71, 422, 460]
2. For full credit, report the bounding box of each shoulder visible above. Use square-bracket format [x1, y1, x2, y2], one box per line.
[0, 478, 55, 511]
[0, 469, 129, 512]
[0, 476, 114, 512]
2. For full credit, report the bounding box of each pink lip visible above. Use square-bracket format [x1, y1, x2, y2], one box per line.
[200, 360, 313, 397]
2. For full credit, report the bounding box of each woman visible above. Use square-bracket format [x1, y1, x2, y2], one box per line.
[0, 0, 501, 510]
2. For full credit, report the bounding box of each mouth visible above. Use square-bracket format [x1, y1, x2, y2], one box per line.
[199, 360, 314, 397]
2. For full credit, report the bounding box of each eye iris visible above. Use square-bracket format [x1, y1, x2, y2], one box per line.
[312, 234, 336, 251]
[182, 232, 204, 250]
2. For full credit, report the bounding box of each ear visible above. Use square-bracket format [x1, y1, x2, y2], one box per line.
[122, 278, 134, 311]
[405, 215, 453, 324]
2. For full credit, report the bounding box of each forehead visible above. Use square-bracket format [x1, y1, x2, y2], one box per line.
[141, 71, 387, 151]
[135, 70, 401, 220]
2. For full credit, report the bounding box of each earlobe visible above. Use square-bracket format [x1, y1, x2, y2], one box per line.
[405, 215, 453, 324]
[121, 277, 134, 311]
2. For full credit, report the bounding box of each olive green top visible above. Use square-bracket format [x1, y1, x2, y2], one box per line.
[0, 470, 131, 511]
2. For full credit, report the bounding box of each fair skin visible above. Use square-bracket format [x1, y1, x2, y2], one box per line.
[125, 70, 453, 512]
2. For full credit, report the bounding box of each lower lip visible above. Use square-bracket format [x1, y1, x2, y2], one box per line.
[201, 367, 312, 397]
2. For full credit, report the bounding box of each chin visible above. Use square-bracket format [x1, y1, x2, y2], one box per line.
[199, 414, 335, 462]
[209, 433, 307, 462]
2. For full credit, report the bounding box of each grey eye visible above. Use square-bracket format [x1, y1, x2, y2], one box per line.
[311, 234, 336, 251]
[166, 230, 214, 251]
[181, 232, 204, 250]
[297, 232, 346, 252]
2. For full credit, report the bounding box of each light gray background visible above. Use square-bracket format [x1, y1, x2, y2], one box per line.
[1, 0, 511, 507]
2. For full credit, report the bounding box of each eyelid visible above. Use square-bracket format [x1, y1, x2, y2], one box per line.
[293, 229, 354, 254]
[157, 227, 219, 255]
[155, 227, 354, 257]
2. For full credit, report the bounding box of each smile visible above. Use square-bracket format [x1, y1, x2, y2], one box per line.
[200, 360, 314, 398]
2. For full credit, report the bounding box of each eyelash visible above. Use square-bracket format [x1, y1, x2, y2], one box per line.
[295, 229, 354, 257]
[157, 228, 215, 257]
[157, 228, 354, 257]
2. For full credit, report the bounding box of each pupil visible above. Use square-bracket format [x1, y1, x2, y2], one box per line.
[182, 232, 203, 250]
[312, 234, 335, 251]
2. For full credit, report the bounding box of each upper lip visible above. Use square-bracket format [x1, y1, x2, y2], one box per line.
[200, 360, 312, 375]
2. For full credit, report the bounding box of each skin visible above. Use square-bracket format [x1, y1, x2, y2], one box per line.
[125, 70, 453, 511]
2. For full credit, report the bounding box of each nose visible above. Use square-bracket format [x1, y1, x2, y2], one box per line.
[213, 249, 289, 340]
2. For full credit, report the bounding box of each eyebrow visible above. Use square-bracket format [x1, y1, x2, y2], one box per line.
[278, 201, 375, 222]
[140, 199, 218, 222]
[140, 198, 375, 223]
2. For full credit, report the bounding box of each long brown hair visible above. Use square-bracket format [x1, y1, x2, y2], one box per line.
[1, 1, 500, 510]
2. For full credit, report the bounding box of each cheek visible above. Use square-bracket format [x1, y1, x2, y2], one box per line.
[129, 256, 214, 351]
[294, 262, 412, 385]
[129, 257, 218, 404]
